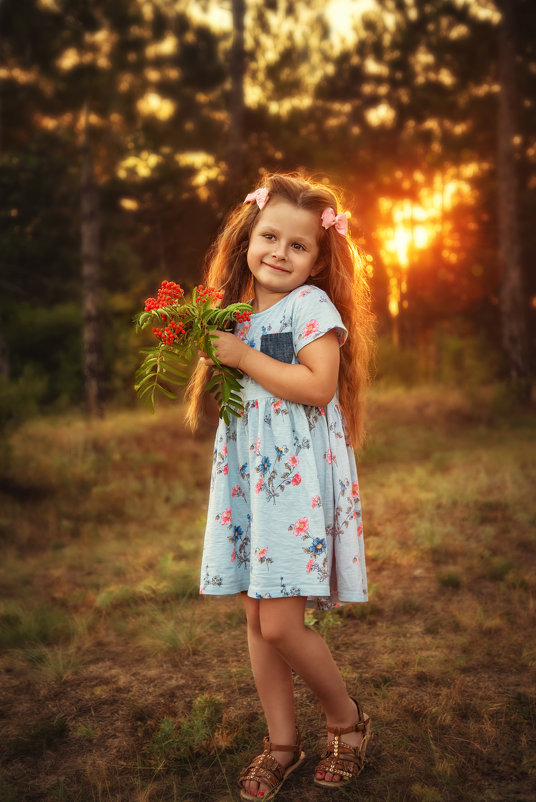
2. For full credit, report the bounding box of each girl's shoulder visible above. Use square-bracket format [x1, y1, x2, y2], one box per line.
[289, 285, 347, 347]
[288, 284, 333, 308]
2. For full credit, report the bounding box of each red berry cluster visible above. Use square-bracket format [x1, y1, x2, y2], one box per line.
[234, 311, 251, 323]
[196, 285, 224, 304]
[152, 319, 186, 345]
[144, 280, 184, 311]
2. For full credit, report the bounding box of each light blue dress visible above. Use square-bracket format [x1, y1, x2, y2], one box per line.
[200, 285, 368, 610]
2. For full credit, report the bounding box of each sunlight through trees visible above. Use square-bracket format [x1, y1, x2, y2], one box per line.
[0, 0, 534, 416]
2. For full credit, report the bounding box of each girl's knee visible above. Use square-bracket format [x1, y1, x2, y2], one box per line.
[259, 617, 298, 648]
[258, 597, 307, 647]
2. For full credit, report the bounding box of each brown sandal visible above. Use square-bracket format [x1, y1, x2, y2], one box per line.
[238, 729, 306, 801]
[314, 699, 371, 788]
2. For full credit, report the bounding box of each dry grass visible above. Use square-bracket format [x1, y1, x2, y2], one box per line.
[0, 386, 535, 801]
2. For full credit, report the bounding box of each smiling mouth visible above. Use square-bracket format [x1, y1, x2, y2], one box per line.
[264, 262, 289, 273]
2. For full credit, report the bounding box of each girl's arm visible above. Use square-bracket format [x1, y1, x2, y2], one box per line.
[205, 330, 340, 407]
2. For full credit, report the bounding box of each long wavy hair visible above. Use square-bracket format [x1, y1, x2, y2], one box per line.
[186, 171, 374, 448]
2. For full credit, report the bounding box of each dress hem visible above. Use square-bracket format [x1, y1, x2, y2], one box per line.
[199, 587, 368, 603]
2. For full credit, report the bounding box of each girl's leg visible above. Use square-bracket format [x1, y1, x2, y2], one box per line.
[241, 593, 298, 797]
[257, 596, 363, 783]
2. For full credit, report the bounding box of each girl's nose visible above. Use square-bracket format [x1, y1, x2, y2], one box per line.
[272, 244, 287, 260]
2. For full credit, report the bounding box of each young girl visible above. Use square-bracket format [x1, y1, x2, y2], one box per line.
[187, 172, 374, 800]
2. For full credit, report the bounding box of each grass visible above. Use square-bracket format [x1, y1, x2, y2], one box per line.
[0, 385, 535, 800]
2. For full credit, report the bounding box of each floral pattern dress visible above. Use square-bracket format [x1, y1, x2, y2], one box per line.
[200, 285, 367, 610]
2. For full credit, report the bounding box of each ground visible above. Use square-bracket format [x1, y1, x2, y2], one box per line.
[1, 385, 535, 801]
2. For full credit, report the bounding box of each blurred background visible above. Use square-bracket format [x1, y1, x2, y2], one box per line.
[1, 5, 536, 800]
[1, 0, 535, 425]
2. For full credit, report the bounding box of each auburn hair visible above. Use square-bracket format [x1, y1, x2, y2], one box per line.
[185, 171, 374, 448]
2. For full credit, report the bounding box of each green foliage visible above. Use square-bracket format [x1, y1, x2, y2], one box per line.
[3, 303, 83, 406]
[178, 695, 225, 753]
[434, 331, 500, 389]
[148, 717, 181, 759]
[7, 717, 68, 758]
[0, 602, 75, 648]
[146, 613, 206, 655]
[305, 608, 342, 642]
[1, 0, 533, 415]
[135, 286, 253, 424]
[375, 339, 424, 386]
[148, 695, 225, 760]
[0, 367, 48, 445]
[24, 643, 82, 684]
[135, 344, 190, 406]
[375, 332, 502, 390]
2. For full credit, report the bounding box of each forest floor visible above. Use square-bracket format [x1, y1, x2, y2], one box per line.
[0, 385, 535, 802]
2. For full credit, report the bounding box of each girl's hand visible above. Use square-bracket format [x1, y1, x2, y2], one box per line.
[201, 329, 340, 408]
[201, 331, 249, 370]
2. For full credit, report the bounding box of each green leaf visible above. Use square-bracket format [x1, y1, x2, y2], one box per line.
[221, 382, 231, 402]
[159, 374, 184, 387]
[137, 378, 156, 396]
[160, 362, 188, 379]
[155, 384, 177, 400]
[225, 377, 243, 392]
[136, 359, 159, 374]
[134, 372, 159, 391]
[137, 386, 156, 409]
[204, 375, 221, 393]
[213, 309, 231, 327]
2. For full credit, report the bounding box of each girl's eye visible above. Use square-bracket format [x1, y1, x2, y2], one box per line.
[292, 243, 305, 251]
[263, 233, 275, 240]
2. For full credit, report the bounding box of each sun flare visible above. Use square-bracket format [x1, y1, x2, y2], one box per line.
[378, 170, 475, 318]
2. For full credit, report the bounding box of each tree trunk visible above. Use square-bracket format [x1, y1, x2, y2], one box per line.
[228, 0, 245, 189]
[81, 112, 103, 417]
[497, 0, 531, 401]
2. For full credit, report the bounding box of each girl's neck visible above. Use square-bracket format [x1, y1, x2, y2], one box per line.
[252, 284, 304, 314]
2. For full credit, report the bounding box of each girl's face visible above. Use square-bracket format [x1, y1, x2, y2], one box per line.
[246, 198, 321, 310]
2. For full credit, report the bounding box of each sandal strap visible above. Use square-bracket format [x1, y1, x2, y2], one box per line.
[266, 741, 299, 752]
[316, 737, 368, 777]
[325, 698, 369, 737]
[316, 752, 364, 779]
[325, 737, 365, 761]
[239, 730, 302, 790]
[326, 721, 368, 736]
[317, 702, 371, 782]
[239, 753, 284, 789]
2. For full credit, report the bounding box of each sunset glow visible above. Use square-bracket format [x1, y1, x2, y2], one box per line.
[379, 169, 476, 317]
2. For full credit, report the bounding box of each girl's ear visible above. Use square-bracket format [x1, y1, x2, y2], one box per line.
[310, 261, 324, 277]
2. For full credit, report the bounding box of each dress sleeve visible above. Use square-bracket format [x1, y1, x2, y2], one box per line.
[291, 286, 348, 354]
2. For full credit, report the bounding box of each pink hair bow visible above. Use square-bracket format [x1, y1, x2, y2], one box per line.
[321, 207, 348, 237]
[243, 187, 269, 210]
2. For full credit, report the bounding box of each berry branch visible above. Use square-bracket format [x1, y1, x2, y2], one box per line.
[134, 281, 253, 424]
